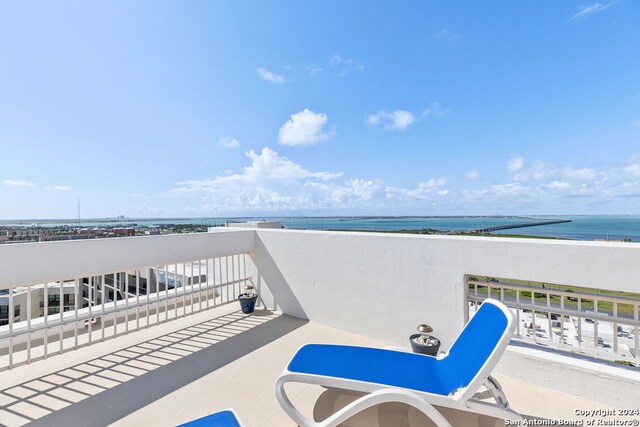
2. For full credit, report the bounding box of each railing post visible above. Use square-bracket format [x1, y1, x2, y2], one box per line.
[44, 282, 48, 358]
[136, 270, 140, 329]
[577, 297, 582, 349]
[88, 276, 93, 344]
[546, 292, 552, 344]
[560, 295, 565, 348]
[27, 285, 32, 364]
[593, 300, 598, 350]
[125, 272, 130, 333]
[59, 280, 64, 354]
[74, 278, 79, 350]
[101, 274, 106, 342]
[516, 290, 521, 337]
[613, 302, 618, 354]
[635, 305, 639, 359]
[8, 287, 13, 369]
[463, 275, 469, 324]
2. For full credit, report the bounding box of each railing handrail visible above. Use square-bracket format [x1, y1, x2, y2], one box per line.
[467, 294, 640, 327]
[468, 279, 640, 305]
[0, 230, 256, 289]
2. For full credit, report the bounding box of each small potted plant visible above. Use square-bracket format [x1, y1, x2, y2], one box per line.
[238, 282, 258, 314]
[409, 324, 441, 356]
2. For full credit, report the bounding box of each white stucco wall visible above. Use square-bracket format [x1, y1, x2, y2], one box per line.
[2, 228, 639, 350]
[252, 229, 640, 348]
[0, 229, 255, 288]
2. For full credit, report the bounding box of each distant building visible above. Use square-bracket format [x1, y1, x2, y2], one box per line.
[112, 227, 135, 236]
[0, 282, 79, 325]
[3, 228, 48, 238]
[146, 227, 160, 235]
[40, 234, 96, 242]
[0, 266, 207, 325]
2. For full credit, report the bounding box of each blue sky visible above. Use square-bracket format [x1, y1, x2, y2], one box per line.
[1, 1, 640, 218]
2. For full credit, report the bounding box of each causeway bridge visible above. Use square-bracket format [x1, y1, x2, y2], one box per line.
[463, 218, 571, 234]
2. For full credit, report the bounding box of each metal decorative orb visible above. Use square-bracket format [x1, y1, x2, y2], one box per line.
[417, 324, 433, 334]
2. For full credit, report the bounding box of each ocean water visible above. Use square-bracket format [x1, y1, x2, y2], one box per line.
[490, 215, 640, 241]
[2, 215, 640, 241]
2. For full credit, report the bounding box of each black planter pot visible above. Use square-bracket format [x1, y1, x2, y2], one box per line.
[409, 334, 441, 356]
[238, 293, 258, 313]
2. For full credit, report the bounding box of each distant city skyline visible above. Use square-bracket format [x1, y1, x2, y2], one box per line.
[1, 1, 640, 219]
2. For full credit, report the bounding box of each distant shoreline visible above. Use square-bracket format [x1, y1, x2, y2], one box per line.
[0, 214, 625, 224]
[327, 228, 572, 240]
[0, 214, 576, 225]
[1, 215, 638, 242]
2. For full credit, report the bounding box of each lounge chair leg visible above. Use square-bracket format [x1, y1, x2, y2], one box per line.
[484, 375, 509, 408]
[275, 376, 317, 427]
[275, 375, 452, 427]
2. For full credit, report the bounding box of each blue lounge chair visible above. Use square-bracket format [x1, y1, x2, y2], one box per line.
[177, 409, 244, 427]
[275, 298, 523, 426]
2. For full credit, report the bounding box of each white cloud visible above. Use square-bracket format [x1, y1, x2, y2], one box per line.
[3, 179, 35, 187]
[156, 150, 640, 214]
[256, 67, 286, 83]
[45, 185, 71, 191]
[367, 110, 417, 131]
[330, 55, 364, 77]
[506, 156, 525, 174]
[561, 167, 598, 180]
[422, 101, 450, 118]
[433, 28, 460, 40]
[465, 170, 480, 181]
[420, 177, 448, 189]
[547, 181, 572, 189]
[508, 158, 601, 183]
[458, 157, 640, 212]
[386, 177, 449, 201]
[166, 148, 450, 213]
[568, 3, 612, 21]
[278, 109, 335, 146]
[368, 103, 449, 131]
[217, 137, 240, 148]
[624, 164, 640, 176]
[309, 64, 324, 76]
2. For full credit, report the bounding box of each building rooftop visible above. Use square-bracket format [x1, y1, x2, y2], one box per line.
[0, 228, 638, 426]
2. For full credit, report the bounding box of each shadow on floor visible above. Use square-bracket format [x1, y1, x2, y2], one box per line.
[0, 309, 307, 426]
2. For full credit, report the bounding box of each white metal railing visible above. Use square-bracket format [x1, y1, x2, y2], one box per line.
[0, 253, 252, 371]
[465, 275, 640, 367]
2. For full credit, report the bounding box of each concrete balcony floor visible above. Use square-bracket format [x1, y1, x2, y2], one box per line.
[0, 303, 634, 427]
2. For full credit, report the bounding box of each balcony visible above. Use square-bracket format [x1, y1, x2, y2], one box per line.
[0, 228, 639, 426]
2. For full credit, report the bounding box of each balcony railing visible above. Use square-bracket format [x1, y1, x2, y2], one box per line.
[0, 253, 252, 371]
[466, 275, 640, 366]
[2, 228, 640, 379]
